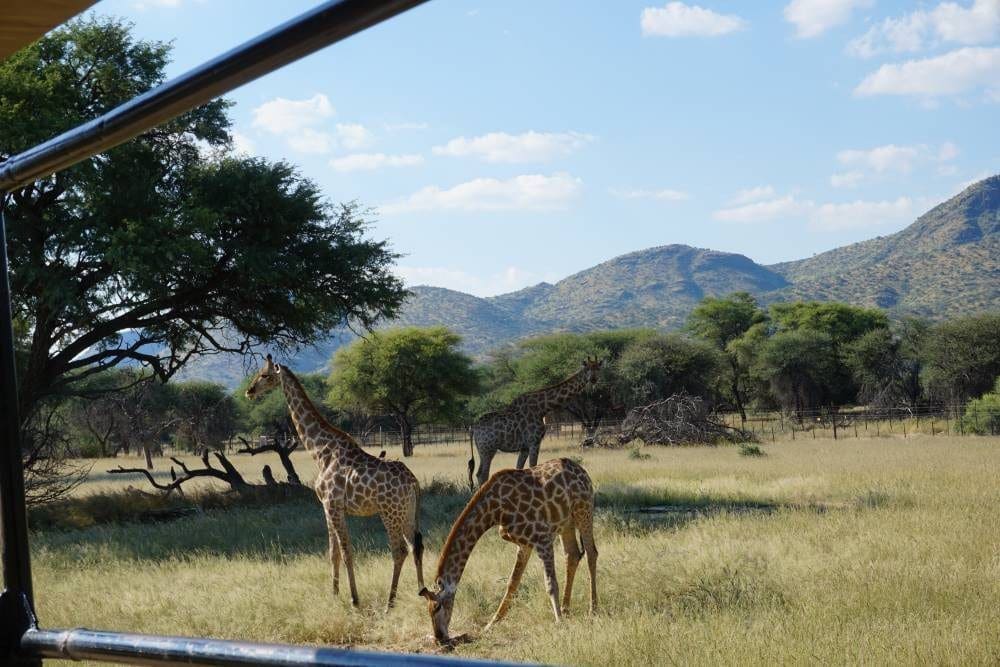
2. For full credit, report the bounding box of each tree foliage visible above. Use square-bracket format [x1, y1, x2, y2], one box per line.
[922, 314, 1000, 403]
[1, 17, 404, 496]
[326, 327, 479, 456]
[687, 292, 766, 420]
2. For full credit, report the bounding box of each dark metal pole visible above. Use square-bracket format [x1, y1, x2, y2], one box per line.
[0, 203, 40, 666]
[21, 628, 527, 667]
[0, 0, 429, 191]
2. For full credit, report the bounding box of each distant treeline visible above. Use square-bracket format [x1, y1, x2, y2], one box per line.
[64, 295, 1000, 459]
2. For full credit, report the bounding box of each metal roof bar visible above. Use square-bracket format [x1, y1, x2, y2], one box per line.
[22, 628, 522, 667]
[0, 0, 428, 191]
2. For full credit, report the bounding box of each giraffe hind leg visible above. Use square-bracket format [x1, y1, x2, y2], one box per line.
[476, 447, 497, 487]
[560, 526, 583, 613]
[575, 505, 599, 613]
[383, 522, 409, 612]
[535, 540, 562, 622]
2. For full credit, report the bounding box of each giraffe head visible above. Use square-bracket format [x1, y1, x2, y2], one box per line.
[419, 582, 456, 644]
[245, 354, 280, 401]
[581, 356, 603, 385]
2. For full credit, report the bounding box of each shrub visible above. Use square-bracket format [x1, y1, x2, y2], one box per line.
[961, 379, 1000, 435]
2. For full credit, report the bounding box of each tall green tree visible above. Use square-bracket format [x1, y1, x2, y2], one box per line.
[0, 18, 404, 492]
[687, 292, 766, 422]
[326, 327, 479, 456]
[759, 330, 838, 418]
[922, 314, 1000, 404]
[769, 301, 888, 404]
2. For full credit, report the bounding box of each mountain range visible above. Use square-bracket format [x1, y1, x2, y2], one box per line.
[179, 175, 1000, 388]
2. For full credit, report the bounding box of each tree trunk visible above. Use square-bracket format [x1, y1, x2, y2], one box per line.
[143, 443, 154, 470]
[398, 415, 414, 457]
[730, 358, 747, 425]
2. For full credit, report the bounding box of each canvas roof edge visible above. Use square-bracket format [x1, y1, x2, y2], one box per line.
[2, 1, 100, 60]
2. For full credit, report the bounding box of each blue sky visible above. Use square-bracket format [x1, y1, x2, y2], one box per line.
[94, 0, 999, 296]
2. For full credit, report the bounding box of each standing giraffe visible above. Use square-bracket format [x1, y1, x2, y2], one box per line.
[245, 355, 424, 610]
[469, 358, 602, 488]
[419, 458, 598, 645]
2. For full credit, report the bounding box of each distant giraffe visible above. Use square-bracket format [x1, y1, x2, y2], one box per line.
[245, 355, 424, 610]
[469, 358, 602, 487]
[419, 457, 598, 644]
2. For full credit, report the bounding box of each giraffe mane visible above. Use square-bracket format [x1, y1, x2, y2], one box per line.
[278, 365, 359, 444]
[434, 471, 508, 581]
[515, 366, 584, 402]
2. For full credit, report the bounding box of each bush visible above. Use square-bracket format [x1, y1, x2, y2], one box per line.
[961, 379, 1000, 435]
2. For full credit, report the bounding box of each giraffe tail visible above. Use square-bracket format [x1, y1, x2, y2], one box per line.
[467, 426, 475, 490]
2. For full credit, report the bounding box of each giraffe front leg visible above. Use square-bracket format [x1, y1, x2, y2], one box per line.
[527, 438, 541, 467]
[327, 506, 360, 607]
[327, 526, 341, 596]
[535, 540, 562, 622]
[485, 544, 533, 632]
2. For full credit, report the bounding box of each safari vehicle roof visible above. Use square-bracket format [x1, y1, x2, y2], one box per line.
[1, 1, 99, 61]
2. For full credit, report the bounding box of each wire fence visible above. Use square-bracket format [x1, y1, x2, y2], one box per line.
[319, 404, 1000, 450]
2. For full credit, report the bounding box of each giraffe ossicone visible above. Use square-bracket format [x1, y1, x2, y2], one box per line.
[421, 457, 598, 645]
[245, 354, 424, 611]
[469, 357, 603, 488]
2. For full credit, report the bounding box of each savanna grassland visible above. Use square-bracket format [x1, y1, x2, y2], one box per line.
[32, 434, 1000, 666]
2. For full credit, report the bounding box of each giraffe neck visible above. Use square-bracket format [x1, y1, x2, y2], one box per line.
[277, 367, 352, 468]
[435, 483, 502, 591]
[525, 368, 588, 414]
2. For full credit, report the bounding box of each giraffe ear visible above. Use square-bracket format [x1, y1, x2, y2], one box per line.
[419, 587, 437, 602]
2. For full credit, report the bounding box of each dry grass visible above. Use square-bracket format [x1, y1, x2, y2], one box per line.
[33, 434, 1000, 666]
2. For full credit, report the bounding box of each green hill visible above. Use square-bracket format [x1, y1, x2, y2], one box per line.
[177, 176, 1000, 386]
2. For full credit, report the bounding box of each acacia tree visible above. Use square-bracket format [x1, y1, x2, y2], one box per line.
[171, 381, 239, 452]
[922, 314, 1000, 404]
[0, 18, 404, 494]
[327, 327, 479, 456]
[687, 292, 766, 423]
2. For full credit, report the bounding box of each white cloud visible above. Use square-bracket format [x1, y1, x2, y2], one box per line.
[609, 187, 689, 201]
[784, 0, 872, 39]
[286, 128, 334, 154]
[395, 265, 554, 297]
[810, 197, 918, 230]
[837, 144, 923, 173]
[855, 46, 1000, 97]
[252, 94, 334, 134]
[330, 153, 424, 172]
[640, 2, 746, 37]
[830, 170, 865, 188]
[335, 123, 372, 150]
[382, 173, 582, 214]
[714, 190, 924, 230]
[250, 94, 375, 154]
[432, 131, 593, 163]
[731, 185, 776, 204]
[231, 130, 255, 155]
[713, 195, 808, 223]
[847, 0, 1000, 58]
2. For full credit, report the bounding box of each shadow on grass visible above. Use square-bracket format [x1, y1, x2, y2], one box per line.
[30, 477, 843, 564]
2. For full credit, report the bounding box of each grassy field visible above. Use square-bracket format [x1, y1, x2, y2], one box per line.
[31, 434, 1000, 666]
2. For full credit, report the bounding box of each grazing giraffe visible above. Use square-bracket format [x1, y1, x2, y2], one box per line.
[245, 355, 424, 610]
[419, 457, 598, 644]
[469, 358, 602, 488]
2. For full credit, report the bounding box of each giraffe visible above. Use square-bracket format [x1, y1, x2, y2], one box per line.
[245, 355, 424, 610]
[419, 457, 598, 645]
[469, 358, 602, 488]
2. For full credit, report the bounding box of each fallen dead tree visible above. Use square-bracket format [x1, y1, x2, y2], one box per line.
[236, 435, 301, 485]
[593, 394, 756, 447]
[108, 448, 299, 497]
